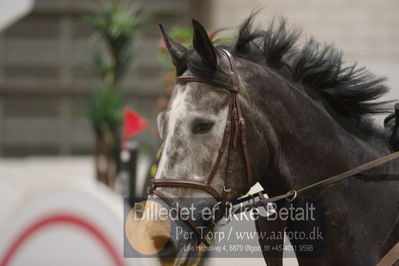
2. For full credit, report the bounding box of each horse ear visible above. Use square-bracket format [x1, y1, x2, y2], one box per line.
[159, 24, 187, 67]
[192, 19, 217, 69]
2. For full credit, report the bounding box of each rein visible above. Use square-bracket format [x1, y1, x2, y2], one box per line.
[147, 48, 399, 250]
[234, 150, 399, 214]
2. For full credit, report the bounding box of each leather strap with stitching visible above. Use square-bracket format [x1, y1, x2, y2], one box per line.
[149, 179, 221, 200]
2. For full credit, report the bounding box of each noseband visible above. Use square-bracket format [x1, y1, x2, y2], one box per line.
[148, 48, 253, 245]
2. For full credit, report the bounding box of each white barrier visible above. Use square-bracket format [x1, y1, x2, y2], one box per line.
[0, 178, 157, 266]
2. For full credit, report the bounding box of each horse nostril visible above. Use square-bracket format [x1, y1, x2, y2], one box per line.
[152, 235, 172, 252]
[157, 237, 177, 258]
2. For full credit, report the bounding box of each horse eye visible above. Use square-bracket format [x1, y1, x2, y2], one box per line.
[192, 120, 214, 134]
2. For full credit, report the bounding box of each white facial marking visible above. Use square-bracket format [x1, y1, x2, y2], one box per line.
[154, 84, 188, 181]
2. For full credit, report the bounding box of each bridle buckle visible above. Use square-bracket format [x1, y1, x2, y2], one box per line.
[287, 190, 298, 202]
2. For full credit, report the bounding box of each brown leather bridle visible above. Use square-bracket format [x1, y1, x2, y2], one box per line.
[147, 48, 253, 245]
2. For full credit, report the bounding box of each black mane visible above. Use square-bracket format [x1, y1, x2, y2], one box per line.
[233, 15, 391, 121]
[185, 14, 392, 125]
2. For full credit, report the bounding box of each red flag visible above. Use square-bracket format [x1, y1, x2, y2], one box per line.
[123, 108, 148, 142]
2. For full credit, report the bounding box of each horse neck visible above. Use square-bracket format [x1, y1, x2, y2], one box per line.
[249, 70, 390, 195]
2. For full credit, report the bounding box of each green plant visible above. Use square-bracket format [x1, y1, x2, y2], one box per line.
[88, 87, 122, 134]
[85, 0, 146, 87]
[85, 0, 146, 185]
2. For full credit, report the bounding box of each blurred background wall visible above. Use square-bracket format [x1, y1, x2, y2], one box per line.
[195, 0, 399, 103]
[0, 0, 195, 156]
[0, 0, 398, 156]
